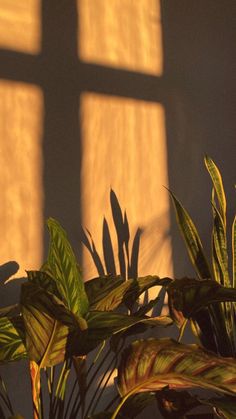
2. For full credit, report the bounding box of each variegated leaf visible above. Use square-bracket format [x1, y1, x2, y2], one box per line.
[205, 156, 226, 224]
[117, 338, 236, 399]
[0, 316, 27, 363]
[46, 218, 89, 316]
[232, 215, 236, 289]
[167, 277, 236, 323]
[169, 190, 211, 279]
[90, 276, 171, 311]
[21, 282, 86, 367]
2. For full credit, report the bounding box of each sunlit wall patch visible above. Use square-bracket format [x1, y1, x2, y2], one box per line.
[77, 0, 163, 76]
[80, 93, 172, 282]
[0, 0, 41, 54]
[0, 80, 44, 275]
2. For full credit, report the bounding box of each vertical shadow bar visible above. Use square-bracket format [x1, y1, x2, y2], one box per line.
[41, 0, 82, 260]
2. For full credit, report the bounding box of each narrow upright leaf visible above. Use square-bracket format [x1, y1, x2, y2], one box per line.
[169, 190, 211, 279]
[204, 156, 226, 224]
[46, 218, 89, 316]
[211, 198, 230, 287]
[232, 215, 236, 289]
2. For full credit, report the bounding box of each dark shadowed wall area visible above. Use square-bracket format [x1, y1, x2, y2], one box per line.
[0, 1, 235, 417]
[162, 0, 236, 277]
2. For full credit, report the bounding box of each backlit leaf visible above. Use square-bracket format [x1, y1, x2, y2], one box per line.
[167, 277, 236, 322]
[169, 190, 211, 279]
[117, 338, 236, 399]
[232, 215, 236, 289]
[0, 316, 27, 363]
[21, 282, 85, 367]
[90, 276, 171, 311]
[46, 218, 89, 316]
[204, 156, 226, 224]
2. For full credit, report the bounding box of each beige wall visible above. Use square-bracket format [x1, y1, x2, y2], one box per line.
[0, 1, 235, 417]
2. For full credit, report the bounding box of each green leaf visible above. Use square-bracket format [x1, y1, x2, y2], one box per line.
[169, 190, 211, 279]
[232, 215, 236, 289]
[117, 338, 236, 399]
[21, 282, 86, 367]
[90, 276, 171, 311]
[211, 199, 230, 287]
[204, 156, 226, 225]
[46, 218, 89, 316]
[26, 270, 61, 298]
[0, 316, 27, 363]
[167, 277, 236, 323]
[85, 275, 124, 308]
[78, 311, 170, 355]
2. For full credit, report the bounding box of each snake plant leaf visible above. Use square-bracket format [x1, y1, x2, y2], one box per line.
[168, 190, 211, 279]
[167, 277, 236, 324]
[204, 156, 226, 225]
[85, 275, 124, 308]
[21, 282, 86, 367]
[233, 215, 236, 289]
[117, 338, 236, 400]
[0, 316, 27, 363]
[46, 218, 89, 316]
[211, 202, 230, 287]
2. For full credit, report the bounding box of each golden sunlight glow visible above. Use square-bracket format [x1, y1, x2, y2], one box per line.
[0, 80, 43, 276]
[77, 0, 163, 75]
[0, 0, 41, 54]
[80, 94, 172, 280]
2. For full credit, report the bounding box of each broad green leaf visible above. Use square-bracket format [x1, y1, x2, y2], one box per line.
[46, 218, 89, 316]
[8, 415, 25, 419]
[21, 282, 86, 367]
[117, 338, 236, 400]
[78, 311, 170, 355]
[167, 277, 236, 323]
[27, 270, 61, 298]
[90, 276, 171, 311]
[85, 275, 124, 308]
[0, 316, 27, 363]
[120, 392, 156, 418]
[205, 156, 226, 225]
[169, 190, 211, 279]
[211, 201, 230, 287]
[233, 215, 236, 289]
